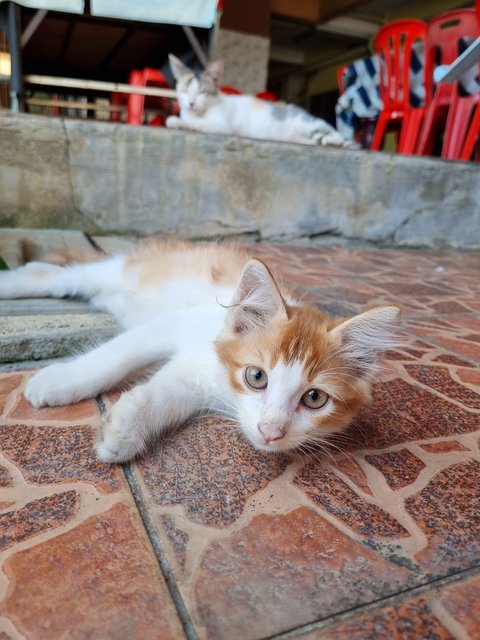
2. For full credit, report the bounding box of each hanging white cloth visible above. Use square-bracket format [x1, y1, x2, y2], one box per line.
[90, 0, 218, 28]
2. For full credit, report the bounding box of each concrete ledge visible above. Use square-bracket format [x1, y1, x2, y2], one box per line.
[0, 300, 117, 363]
[1, 112, 479, 249]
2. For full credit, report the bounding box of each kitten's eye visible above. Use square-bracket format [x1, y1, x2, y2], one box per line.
[245, 366, 268, 390]
[301, 388, 329, 409]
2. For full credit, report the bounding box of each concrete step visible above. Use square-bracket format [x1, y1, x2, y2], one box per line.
[0, 228, 123, 364]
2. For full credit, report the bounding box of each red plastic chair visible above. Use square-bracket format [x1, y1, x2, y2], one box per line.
[416, 9, 479, 158]
[370, 19, 427, 154]
[127, 68, 174, 126]
[460, 0, 480, 160]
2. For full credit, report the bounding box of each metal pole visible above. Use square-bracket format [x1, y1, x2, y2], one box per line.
[182, 25, 209, 68]
[21, 8, 47, 48]
[6, 1, 24, 112]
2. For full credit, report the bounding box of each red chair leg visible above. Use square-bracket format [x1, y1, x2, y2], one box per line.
[110, 92, 125, 123]
[370, 112, 390, 150]
[460, 103, 480, 160]
[442, 94, 477, 160]
[127, 70, 145, 125]
[398, 108, 425, 154]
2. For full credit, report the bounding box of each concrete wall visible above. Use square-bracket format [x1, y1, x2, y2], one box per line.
[1, 112, 479, 249]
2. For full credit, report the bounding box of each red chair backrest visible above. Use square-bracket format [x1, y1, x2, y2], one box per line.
[336, 65, 348, 94]
[424, 9, 478, 100]
[374, 19, 427, 111]
[256, 91, 278, 101]
[220, 86, 242, 95]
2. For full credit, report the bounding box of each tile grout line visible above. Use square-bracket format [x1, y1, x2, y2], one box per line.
[95, 395, 197, 640]
[268, 563, 480, 640]
[122, 463, 198, 640]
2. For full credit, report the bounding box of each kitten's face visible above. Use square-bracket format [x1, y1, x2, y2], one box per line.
[216, 259, 400, 454]
[217, 307, 370, 453]
[169, 54, 222, 116]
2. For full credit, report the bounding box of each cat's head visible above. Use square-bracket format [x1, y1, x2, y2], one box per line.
[216, 259, 401, 454]
[168, 54, 223, 116]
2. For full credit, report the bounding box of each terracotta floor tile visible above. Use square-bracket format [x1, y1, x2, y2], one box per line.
[439, 573, 480, 638]
[0, 423, 123, 494]
[419, 440, 470, 453]
[135, 416, 290, 527]
[7, 391, 99, 424]
[300, 564, 480, 639]
[192, 507, 410, 639]
[1, 244, 480, 638]
[0, 491, 79, 551]
[352, 377, 479, 449]
[0, 503, 185, 640]
[0, 373, 25, 416]
[0, 369, 185, 639]
[405, 364, 480, 408]
[295, 463, 410, 538]
[0, 467, 12, 488]
[406, 460, 480, 575]
[301, 593, 456, 639]
[365, 449, 426, 490]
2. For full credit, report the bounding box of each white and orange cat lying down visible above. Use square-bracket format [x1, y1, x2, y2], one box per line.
[0, 240, 400, 463]
[166, 55, 347, 147]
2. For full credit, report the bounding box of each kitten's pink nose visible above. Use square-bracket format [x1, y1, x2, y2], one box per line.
[258, 423, 286, 444]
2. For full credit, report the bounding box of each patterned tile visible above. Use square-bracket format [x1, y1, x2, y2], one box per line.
[192, 507, 410, 639]
[1, 243, 480, 639]
[300, 593, 457, 639]
[0, 372, 184, 639]
[135, 416, 290, 527]
[0, 503, 185, 639]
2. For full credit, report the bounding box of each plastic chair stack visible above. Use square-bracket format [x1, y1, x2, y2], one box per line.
[416, 9, 478, 158]
[370, 19, 427, 153]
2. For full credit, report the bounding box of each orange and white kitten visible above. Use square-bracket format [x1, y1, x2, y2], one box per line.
[0, 240, 400, 462]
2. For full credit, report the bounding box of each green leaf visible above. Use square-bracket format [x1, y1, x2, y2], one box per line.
[0, 256, 9, 270]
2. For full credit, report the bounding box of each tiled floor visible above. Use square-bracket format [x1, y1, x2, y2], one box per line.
[1, 244, 479, 639]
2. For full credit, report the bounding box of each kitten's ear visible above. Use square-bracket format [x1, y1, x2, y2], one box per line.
[227, 259, 288, 334]
[330, 306, 401, 376]
[206, 60, 224, 87]
[169, 54, 191, 81]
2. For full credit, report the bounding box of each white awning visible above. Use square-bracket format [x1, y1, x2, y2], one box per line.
[90, 0, 218, 28]
[1, 1, 218, 27]
[0, 0, 84, 14]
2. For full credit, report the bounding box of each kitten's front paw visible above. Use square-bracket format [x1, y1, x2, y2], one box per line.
[96, 389, 147, 463]
[25, 364, 80, 407]
[96, 429, 126, 464]
[166, 115, 182, 129]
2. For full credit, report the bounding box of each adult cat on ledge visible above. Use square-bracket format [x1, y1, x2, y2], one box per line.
[166, 54, 347, 147]
[0, 239, 400, 462]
